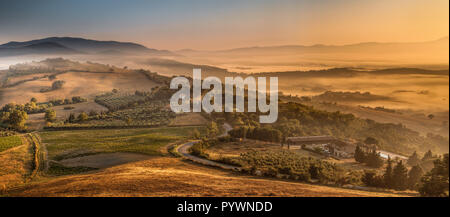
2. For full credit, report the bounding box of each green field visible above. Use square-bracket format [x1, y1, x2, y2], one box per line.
[39, 126, 205, 160]
[0, 135, 22, 152]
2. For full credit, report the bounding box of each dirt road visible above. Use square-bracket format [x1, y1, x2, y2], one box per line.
[176, 123, 238, 170]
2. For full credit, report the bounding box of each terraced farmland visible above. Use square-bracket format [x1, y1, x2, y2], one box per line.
[95, 92, 149, 111]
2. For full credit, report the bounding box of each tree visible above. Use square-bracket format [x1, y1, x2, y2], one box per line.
[72, 96, 86, 103]
[51, 80, 65, 90]
[427, 114, 435, 120]
[206, 121, 219, 138]
[422, 150, 433, 161]
[44, 109, 56, 122]
[354, 145, 366, 163]
[384, 157, 395, 188]
[366, 149, 384, 168]
[7, 109, 28, 130]
[67, 113, 76, 123]
[362, 170, 384, 188]
[420, 174, 449, 197]
[408, 165, 423, 190]
[77, 112, 89, 122]
[407, 151, 421, 166]
[30, 97, 37, 103]
[392, 161, 408, 190]
[419, 154, 449, 197]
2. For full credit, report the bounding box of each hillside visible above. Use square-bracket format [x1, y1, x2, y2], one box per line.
[0, 58, 160, 106]
[7, 156, 406, 197]
[0, 41, 81, 57]
[0, 37, 175, 57]
[0, 58, 446, 197]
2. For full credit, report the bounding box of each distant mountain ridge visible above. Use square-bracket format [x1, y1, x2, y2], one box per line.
[0, 41, 81, 57]
[0, 37, 174, 57]
[177, 37, 449, 54]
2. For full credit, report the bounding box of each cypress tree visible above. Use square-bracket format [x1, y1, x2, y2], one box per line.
[407, 151, 420, 166]
[366, 149, 384, 168]
[419, 154, 449, 197]
[384, 157, 394, 188]
[422, 150, 433, 161]
[408, 165, 423, 190]
[393, 161, 408, 190]
[354, 145, 366, 163]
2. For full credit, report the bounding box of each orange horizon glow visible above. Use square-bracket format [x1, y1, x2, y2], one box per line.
[0, 0, 448, 50]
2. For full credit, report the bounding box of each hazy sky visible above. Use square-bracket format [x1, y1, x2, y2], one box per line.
[0, 0, 448, 50]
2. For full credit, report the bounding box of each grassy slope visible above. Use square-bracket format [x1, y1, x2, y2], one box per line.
[40, 127, 205, 161]
[0, 136, 32, 191]
[3, 128, 415, 197]
[0, 70, 158, 106]
[8, 157, 411, 197]
[0, 136, 22, 152]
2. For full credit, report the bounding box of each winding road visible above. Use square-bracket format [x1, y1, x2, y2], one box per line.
[176, 123, 238, 170]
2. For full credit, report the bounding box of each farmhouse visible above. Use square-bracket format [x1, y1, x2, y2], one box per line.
[285, 136, 355, 158]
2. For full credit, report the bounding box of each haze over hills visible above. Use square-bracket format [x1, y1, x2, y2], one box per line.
[177, 37, 449, 56]
[1, 36, 448, 73]
[175, 37, 449, 72]
[0, 37, 175, 57]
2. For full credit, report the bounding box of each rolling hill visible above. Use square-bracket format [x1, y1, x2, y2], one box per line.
[0, 37, 175, 57]
[178, 37, 449, 58]
[0, 41, 81, 57]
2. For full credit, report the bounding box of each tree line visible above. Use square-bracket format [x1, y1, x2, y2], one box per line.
[362, 153, 448, 197]
[228, 126, 282, 143]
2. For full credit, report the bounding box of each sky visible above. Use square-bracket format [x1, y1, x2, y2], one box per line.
[0, 0, 448, 50]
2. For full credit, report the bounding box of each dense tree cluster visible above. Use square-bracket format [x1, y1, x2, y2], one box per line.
[229, 126, 282, 143]
[354, 145, 384, 168]
[206, 121, 219, 138]
[1, 96, 86, 117]
[404, 149, 440, 172]
[362, 149, 449, 194]
[238, 150, 352, 184]
[419, 154, 449, 197]
[0, 105, 28, 131]
[44, 109, 56, 123]
[212, 101, 448, 155]
[64, 112, 89, 124]
[40, 80, 66, 92]
[363, 159, 421, 190]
